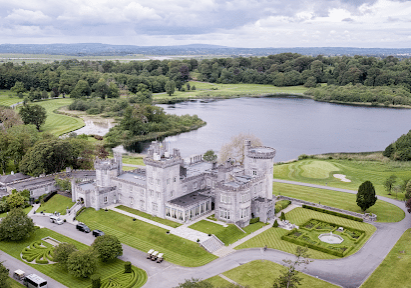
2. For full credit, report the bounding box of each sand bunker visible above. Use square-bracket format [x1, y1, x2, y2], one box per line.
[333, 174, 351, 182]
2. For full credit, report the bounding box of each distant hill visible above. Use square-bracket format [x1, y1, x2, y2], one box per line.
[0, 43, 410, 57]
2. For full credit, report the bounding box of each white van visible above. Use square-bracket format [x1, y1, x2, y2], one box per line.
[23, 274, 48, 288]
[49, 215, 64, 225]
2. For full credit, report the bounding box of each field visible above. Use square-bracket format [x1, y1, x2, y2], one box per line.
[274, 158, 411, 200]
[0, 228, 147, 288]
[236, 207, 375, 259]
[361, 228, 411, 288]
[188, 220, 266, 245]
[0, 206, 32, 218]
[204, 260, 339, 288]
[7, 278, 25, 288]
[77, 208, 217, 267]
[153, 82, 307, 102]
[273, 183, 405, 223]
[36, 194, 75, 215]
[116, 205, 182, 228]
[0, 90, 23, 106]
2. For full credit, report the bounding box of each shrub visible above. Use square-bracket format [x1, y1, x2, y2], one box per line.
[43, 191, 57, 203]
[91, 274, 101, 288]
[275, 200, 291, 213]
[124, 261, 132, 273]
[249, 217, 260, 224]
[302, 205, 363, 222]
[280, 212, 286, 221]
[76, 207, 86, 217]
[273, 220, 279, 228]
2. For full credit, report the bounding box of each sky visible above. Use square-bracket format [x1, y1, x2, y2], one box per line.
[0, 0, 410, 48]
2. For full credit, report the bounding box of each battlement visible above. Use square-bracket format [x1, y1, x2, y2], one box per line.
[246, 146, 276, 159]
[94, 158, 119, 170]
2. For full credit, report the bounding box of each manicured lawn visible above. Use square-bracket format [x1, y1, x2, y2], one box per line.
[116, 205, 182, 228]
[273, 182, 405, 223]
[121, 155, 145, 166]
[208, 260, 339, 288]
[362, 228, 411, 288]
[189, 220, 266, 245]
[28, 99, 84, 136]
[7, 278, 26, 288]
[0, 206, 32, 218]
[204, 275, 232, 287]
[0, 90, 23, 106]
[77, 208, 217, 267]
[36, 194, 75, 215]
[236, 208, 375, 259]
[153, 82, 307, 102]
[0, 228, 147, 288]
[274, 158, 411, 200]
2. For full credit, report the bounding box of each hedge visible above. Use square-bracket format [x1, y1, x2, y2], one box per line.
[43, 191, 58, 203]
[76, 207, 86, 217]
[275, 200, 292, 214]
[249, 217, 260, 224]
[302, 205, 363, 222]
[301, 219, 366, 239]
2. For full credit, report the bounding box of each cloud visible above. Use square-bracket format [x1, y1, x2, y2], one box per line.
[5, 9, 52, 25]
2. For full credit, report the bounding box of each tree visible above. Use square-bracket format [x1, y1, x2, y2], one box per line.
[55, 176, 71, 191]
[356, 181, 377, 212]
[0, 208, 35, 241]
[219, 133, 262, 164]
[273, 219, 279, 228]
[53, 243, 77, 269]
[92, 80, 109, 99]
[10, 81, 26, 95]
[280, 212, 286, 221]
[384, 175, 397, 195]
[92, 235, 123, 262]
[6, 190, 26, 209]
[95, 144, 109, 159]
[0, 106, 23, 130]
[405, 181, 411, 200]
[19, 104, 47, 130]
[203, 150, 217, 162]
[0, 261, 10, 288]
[406, 198, 411, 213]
[107, 82, 120, 98]
[67, 249, 98, 278]
[174, 278, 213, 288]
[273, 246, 311, 288]
[165, 80, 176, 96]
[70, 80, 91, 98]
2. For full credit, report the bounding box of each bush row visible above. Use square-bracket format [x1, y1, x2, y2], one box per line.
[249, 217, 260, 224]
[76, 207, 87, 217]
[302, 205, 363, 222]
[282, 232, 352, 257]
[43, 191, 58, 203]
[275, 200, 291, 214]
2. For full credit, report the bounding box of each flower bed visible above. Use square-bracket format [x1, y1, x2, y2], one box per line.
[21, 240, 55, 264]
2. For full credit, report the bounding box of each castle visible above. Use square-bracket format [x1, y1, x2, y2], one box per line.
[72, 140, 276, 227]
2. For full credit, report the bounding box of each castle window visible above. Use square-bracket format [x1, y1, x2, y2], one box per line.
[253, 170, 257, 176]
[173, 177, 177, 183]
[220, 195, 232, 204]
[104, 196, 108, 203]
[152, 203, 158, 211]
[140, 200, 145, 210]
[149, 190, 154, 197]
[240, 208, 248, 218]
[241, 194, 248, 203]
[130, 197, 133, 205]
[118, 194, 121, 201]
[219, 209, 230, 219]
[170, 190, 174, 197]
[140, 189, 144, 197]
[194, 182, 198, 189]
[167, 178, 170, 185]
[156, 192, 161, 199]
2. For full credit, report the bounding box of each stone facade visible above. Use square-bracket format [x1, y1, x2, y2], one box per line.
[72, 140, 276, 227]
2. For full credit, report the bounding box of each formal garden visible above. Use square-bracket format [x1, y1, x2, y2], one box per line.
[0, 228, 147, 288]
[236, 207, 375, 259]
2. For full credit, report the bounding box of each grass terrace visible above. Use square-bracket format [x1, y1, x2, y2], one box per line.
[273, 182, 405, 223]
[36, 194, 75, 215]
[362, 228, 411, 288]
[236, 207, 375, 259]
[153, 82, 307, 103]
[77, 208, 217, 267]
[274, 158, 411, 200]
[0, 228, 147, 288]
[189, 220, 266, 245]
[204, 260, 339, 288]
[116, 205, 182, 228]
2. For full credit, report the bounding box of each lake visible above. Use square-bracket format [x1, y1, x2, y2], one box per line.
[145, 97, 411, 162]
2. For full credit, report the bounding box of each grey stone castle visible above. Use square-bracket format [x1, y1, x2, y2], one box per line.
[72, 140, 276, 227]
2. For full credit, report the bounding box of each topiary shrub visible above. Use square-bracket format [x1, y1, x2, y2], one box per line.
[124, 261, 132, 273]
[280, 212, 286, 221]
[91, 274, 101, 288]
[249, 217, 260, 224]
[273, 220, 279, 228]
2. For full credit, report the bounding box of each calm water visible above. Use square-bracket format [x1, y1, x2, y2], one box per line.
[140, 97, 411, 162]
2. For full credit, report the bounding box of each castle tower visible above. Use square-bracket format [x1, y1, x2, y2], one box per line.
[143, 142, 183, 217]
[95, 157, 121, 187]
[243, 140, 276, 199]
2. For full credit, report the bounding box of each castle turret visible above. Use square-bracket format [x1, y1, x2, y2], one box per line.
[95, 157, 121, 187]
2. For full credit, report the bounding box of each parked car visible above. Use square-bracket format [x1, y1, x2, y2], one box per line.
[76, 223, 90, 233]
[49, 215, 64, 225]
[23, 273, 48, 288]
[92, 229, 105, 237]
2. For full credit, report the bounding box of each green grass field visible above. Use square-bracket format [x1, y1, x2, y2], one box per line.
[36, 194, 75, 215]
[77, 208, 217, 267]
[0, 206, 32, 218]
[361, 228, 411, 288]
[274, 158, 411, 200]
[0, 228, 147, 288]
[236, 207, 375, 259]
[206, 260, 339, 288]
[189, 220, 266, 245]
[33, 99, 84, 135]
[0, 90, 23, 106]
[204, 275, 233, 287]
[153, 82, 307, 102]
[7, 278, 26, 288]
[273, 183, 405, 223]
[116, 205, 182, 228]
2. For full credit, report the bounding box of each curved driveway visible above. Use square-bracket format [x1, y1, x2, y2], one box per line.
[31, 180, 410, 288]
